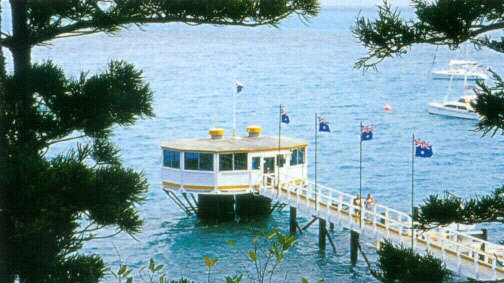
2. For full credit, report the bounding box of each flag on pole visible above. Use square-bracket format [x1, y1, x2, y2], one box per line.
[415, 139, 433, 158]
[318, 116, 330, 132]
[361, 125, 374, 141]
[281, 108, 290, 124]
[235, 81, 243, 93]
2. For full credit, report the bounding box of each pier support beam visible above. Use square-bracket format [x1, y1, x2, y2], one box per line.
[290, 206, 297, 235]
[350, 230, 359, 265]
[319, 219, 326, 250]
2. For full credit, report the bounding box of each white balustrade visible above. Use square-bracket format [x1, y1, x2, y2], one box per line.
[259, 172, 504, 280]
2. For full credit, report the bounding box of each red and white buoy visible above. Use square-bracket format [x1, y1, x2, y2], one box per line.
[384, 104, 393, 112]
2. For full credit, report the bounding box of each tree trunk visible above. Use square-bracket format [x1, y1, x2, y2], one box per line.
[9, 0, 34, 150]
[0, 4, 8, 282]
[5, 2, 33, 282]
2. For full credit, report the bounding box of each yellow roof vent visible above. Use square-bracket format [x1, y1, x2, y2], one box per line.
[209, 128, 225, 140]
[246, 125, 262, 137]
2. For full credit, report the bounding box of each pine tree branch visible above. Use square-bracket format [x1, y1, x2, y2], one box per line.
[45, 134, 87, 146]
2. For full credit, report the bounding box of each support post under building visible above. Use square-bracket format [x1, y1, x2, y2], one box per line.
[319, 218, 326, 250]
[350, 230, 359, 265]
[290, 206, 297, 235]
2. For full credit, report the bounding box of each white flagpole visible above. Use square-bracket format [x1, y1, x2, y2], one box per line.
[277, 104, 282, 191]
[314, 113, 318, 211]
[233, 86, 236, 137]
[411, 133, 415, 250]
[360, 121, 363, 228]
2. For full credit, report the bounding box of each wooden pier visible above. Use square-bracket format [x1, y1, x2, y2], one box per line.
[259, 174, 504, 281]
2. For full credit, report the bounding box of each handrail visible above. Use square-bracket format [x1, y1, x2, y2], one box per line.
[262, 173, 504, 270]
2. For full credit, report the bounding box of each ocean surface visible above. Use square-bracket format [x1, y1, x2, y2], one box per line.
[4, 3, 503, 282]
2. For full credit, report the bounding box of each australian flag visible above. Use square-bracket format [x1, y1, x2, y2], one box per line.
[361, 125, 373, 141]
[281, 108, 290, 124]
[318, 116, 330, 132]
[415, 139, 433, 158]
[235, 81, 243, 93]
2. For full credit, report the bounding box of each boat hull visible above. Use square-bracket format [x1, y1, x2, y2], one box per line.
[428, 102, 480, 120]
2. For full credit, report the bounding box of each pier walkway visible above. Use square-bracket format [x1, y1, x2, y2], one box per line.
[259, 174, 504, 281]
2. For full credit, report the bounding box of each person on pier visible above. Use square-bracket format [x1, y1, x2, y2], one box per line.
[353, 194, 361, 207]
[365, 194, 375, 209]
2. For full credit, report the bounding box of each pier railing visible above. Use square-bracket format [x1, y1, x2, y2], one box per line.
[260, 173, 504, 281]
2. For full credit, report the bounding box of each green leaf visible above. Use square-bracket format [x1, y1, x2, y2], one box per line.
[316, 280, 324, 283]
[204, 256, 218, 268]
[118, 265, 127, 275]
[126, 278, 133, 283]
[253, 236, 259, 244]
[302, 277, 309, 283]
[149, 258, 155, 271]
[227, 240, 237, 247]
[248, 250, 258, 261]
[154, 264, 164, 272]
[124, 269, 132, 277]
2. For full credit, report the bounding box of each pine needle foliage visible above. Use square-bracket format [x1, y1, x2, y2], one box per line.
[0, 1, 319, 282]
[377, 240, 450, 283]
[414, 186, 504, 229]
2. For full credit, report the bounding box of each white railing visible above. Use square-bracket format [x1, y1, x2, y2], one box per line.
[261, 173, 504, 280]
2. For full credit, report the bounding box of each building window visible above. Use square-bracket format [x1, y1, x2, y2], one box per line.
[234, 153, 247, 170]
[199, 153, 214, 171]
[277, 154, 286, 167]
[252, 157, 261, 170]
[298, 148, 305, 164]
[219, 154, 233, 171]
[290, 148, 305, 165]
[163, 150, 180, 168]
[219, 153, 248, 171]
[184, 152, 214, 171]
[290, 149, 298, 165]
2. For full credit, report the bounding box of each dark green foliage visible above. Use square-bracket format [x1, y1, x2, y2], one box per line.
[353, 0, 504, 135]
[1, 0, 320, 48]
[377, 240, 450, 283]
[474, 70, 504, 136]
[0, 1, 319, 282]
[48, 254, 106, 283]
[415, 186, 504, 228]
[353, 0, 504, 69]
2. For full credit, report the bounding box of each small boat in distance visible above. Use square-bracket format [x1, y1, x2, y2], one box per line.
[428, 70, 481, 120]
[428, 94, 479, 120]
[431, 60, 488, 81]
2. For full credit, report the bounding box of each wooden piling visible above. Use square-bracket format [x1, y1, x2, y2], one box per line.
[319, 218, 326, 250]
[350, 230, 359, 265]
[290, 206, 297, 235]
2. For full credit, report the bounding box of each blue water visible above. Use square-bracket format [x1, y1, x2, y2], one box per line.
[6, 3, 503, 282]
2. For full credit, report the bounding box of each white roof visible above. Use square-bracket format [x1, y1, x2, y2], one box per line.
[161, 135, 307, 153]
[449, 60, 478, 66]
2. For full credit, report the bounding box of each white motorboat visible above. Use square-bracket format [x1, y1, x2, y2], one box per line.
[428, 70, 481, 120]
[428, 95, 479, 120]
[432, 60, 488, 81]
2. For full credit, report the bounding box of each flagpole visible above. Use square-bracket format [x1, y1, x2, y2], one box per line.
[411, 133, 415, 250]
[232, 87, 236, 137]
[360, 121, 363, 228]
[314, 113, 318, 211]
[277, 104, 282, 191]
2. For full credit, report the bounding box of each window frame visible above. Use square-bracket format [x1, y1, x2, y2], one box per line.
[252, 156, 261, 170]
[184, 152, 214, 171]
[163, 150, 181, 169]
[219, 152, 248, 171]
